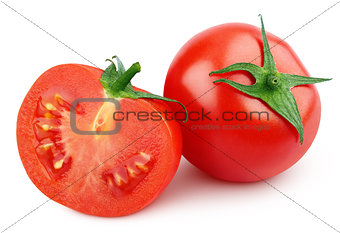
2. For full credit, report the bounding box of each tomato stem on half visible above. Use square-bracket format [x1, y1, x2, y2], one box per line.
[100, 56, 188, 122]
[209, 15, 331, 144]
[111, 62, 141, 94]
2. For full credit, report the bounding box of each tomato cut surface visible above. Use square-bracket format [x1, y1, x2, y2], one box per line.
[17, 64, 182, 216]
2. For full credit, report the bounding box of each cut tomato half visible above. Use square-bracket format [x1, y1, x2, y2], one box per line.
[17, 62, 183, 216]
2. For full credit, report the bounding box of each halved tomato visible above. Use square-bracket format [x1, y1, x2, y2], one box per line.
[17, 58, 184, 216]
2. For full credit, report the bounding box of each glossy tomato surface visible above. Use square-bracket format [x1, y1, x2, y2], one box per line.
[17, 64, 182, 216]
[164, 23, 321, 182]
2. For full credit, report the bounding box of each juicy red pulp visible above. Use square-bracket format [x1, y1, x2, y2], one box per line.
[33, 93, 78, 179]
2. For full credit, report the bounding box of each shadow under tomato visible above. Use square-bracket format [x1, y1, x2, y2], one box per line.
[143, 158, 269, 213]
[60, 156, 299, 218]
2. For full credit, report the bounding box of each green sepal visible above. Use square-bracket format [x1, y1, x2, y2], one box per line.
[135, 92, 188, 122]
[259, 14, 276, 73]
[209, 15, 331, 144]
[213, 78, 262, 99]
[100, 56, 188, 122]
[210, 62, 263, 77]
[265, 88, 304, 143]
[277, 73, 332, 88]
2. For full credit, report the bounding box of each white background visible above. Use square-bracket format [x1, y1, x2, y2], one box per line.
[1, 0, 340, 232]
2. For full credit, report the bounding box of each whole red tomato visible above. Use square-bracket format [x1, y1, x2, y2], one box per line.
[164, 17, 329, 182]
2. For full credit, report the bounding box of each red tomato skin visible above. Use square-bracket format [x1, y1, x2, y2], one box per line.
[164, 23, 321, 182]
[17, 64, 182, 216]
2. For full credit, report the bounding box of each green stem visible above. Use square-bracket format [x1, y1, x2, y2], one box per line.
[111, 62, 141, 93]
[100, 56, 188, 122]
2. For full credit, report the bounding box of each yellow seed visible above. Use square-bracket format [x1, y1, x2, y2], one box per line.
[107, 177, 113, 186]
[44, 113, 54, 118]
[45, 103, 57, 110]
[139, 152, 151, 161]
[135, 162, 148, 172]
[54, 158, 64, 169]
[55, 94, 63, 105]
[43, 143, 53, 150]
[114, 173, 125, 186]
[126, 166, 137, 177]
[41, 124, 51, 131]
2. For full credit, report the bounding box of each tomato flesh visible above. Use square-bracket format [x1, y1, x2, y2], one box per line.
[17, 64, 182, 216]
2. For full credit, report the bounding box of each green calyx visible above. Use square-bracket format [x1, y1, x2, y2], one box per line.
[209, 15, 331, 144]
[100, 56, 188, 122]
